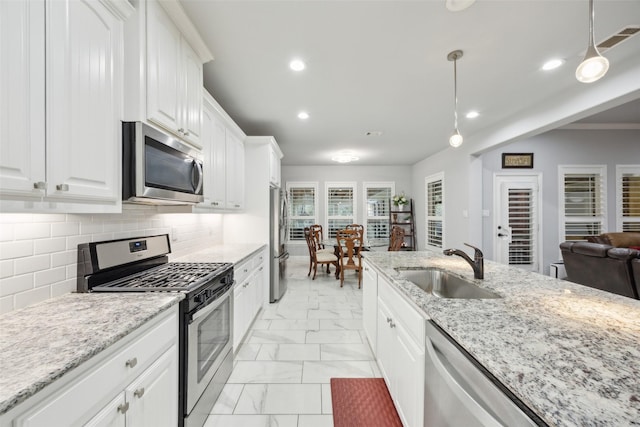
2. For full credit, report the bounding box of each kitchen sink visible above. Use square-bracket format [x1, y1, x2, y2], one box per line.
[396, 268, 501, 299]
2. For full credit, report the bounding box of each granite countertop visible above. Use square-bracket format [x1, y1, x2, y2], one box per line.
[0, 293, 183, 415]
[171, 243, 266, 265]
[364, 251, 640, 427]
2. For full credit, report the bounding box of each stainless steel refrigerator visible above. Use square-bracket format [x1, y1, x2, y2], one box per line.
[270, 187, 289, 302]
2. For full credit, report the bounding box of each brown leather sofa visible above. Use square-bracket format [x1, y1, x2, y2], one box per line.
[587, 232, 640, 249]
[560, 241, 639, 299]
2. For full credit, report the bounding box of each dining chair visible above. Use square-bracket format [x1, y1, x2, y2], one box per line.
[310, 224, 334, 254]
[345, 224, 365, 238]
[388, 226, 405, 251]
[336, 229, 363, 288]
[305, 227, 339, 279]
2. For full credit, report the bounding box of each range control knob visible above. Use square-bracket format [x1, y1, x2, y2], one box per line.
[194, 292, 205, 304]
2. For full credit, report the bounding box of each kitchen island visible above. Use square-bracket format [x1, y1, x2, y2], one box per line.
[364, 251, 640, 427]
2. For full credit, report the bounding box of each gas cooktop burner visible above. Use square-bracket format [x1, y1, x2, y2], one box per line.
[93, 262, 232, 292]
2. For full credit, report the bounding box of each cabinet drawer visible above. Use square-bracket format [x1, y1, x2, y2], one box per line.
[252, 251, 265, 270]
[15, 309, 178, 427]
[235, 259, 252, 284]
[378, 278, 425, 347]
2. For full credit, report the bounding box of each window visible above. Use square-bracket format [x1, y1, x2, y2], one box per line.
[363, 182, 394, 240]
[616, 165, 640, 232]
[425, 173, 444, 249]
[286, 182, 318, 241]
[559, 165, 607, 241]
[325, 182, 356, 238]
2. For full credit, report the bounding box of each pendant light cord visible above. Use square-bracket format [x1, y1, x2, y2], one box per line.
[588, 0, 595, 48]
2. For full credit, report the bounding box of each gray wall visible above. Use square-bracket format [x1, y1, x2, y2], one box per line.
[282, 165, 412, 255]
[480, 129, 640, 274]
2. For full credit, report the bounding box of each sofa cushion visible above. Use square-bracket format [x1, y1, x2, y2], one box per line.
[587, 235, 611, 245]
[571, 242, 611, 258]
[607, 247, 640, 260]
[602, 232, 640, 248]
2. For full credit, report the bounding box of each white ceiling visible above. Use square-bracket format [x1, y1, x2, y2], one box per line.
[180, 0, 640, 166]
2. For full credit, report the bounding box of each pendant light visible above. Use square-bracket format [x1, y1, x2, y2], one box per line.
[576, 0, 609, 83]
[447, 50, 464, 148]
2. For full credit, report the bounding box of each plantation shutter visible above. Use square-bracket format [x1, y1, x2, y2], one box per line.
[326, 184, 356, 238]
[365, 185, 392, 240]
[507, 188, 537, 266]
[561, 167, 606, 241]
[425, 173, 444, 249]
[619, 168, 640, 232]
[287, 184, 317, 241]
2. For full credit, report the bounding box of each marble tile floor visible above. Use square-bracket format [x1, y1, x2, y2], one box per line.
[203, 257, 380, 427]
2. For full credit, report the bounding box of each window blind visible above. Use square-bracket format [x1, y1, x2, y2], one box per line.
[287, 184, 317, 241]
[426, 175, 444, 248]
[560, 167, 606, 241]
[621, 172, 640, 232]
[507, 189, 536, 266]
[365, 186, 392, 239]
[326, 183, 356, 238]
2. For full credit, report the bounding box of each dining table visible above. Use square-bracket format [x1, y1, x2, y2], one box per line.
[321, 238, 388, 278]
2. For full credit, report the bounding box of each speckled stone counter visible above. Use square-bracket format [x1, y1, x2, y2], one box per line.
[0, 293, 183, 415]
[364, 251, 640, 427]
[172, 243, 266, 265]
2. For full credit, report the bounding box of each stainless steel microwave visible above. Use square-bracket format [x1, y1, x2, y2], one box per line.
[122, 122, 204, 205]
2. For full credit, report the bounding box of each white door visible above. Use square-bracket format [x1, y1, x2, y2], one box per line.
[493, 174, 542, 272]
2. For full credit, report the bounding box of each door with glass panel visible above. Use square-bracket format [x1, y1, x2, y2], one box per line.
[493, 175, 541, 272]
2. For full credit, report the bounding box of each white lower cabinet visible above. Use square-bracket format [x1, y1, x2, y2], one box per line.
[362, 261, 378, 354]
[375, 276, 425, 427]
[7, 306, 179, 427]
[233, 249, 267, 350]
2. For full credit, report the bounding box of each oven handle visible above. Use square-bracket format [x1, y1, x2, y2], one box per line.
[188, 284, 233, 323]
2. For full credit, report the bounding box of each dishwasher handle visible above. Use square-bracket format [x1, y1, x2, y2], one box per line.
[425, 337, 503, 427]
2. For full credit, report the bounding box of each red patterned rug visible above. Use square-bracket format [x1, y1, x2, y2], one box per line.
[330, 378, 403, 427]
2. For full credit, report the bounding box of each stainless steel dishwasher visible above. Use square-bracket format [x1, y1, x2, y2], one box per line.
[424, 321, 547, 427]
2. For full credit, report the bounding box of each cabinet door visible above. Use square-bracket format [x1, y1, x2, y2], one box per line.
[146, 0, 181, 134]
[0, 0, 45, 196]
[200, 96, 214, 207]
[46, 0, 121, 201]
[210, 112, 227, 208]
[225, 133, 245, 210]
[269, 146, 280, 188]
[362, 262, 378, 354]
[84, 394, 126, 427]
[180, 39, 203, 147]
[376, 298, 395, 388]
[126, 345, 178, 427]
[394, 326, 425, 427]
[233, 284, 247, 350]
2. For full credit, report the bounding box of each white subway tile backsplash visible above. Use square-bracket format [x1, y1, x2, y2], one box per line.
[0, 211, 224, 312]
[0, 241, 33, 260]
[35, 266, 66, 287]
[51, 222, 80, 237]
[15, 286, 50, 310]
[15, 254, 50, 275]
[0, 260, 14, 279]
[34, 237, 66, 255]
[0, 274, 33, 297]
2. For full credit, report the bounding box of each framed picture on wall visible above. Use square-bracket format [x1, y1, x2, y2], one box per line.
[502, 153, 534, 169]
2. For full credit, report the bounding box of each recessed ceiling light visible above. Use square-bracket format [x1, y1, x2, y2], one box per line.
[445, 0, 476, 12]
[542, 59, 565, 71]
[331, 151, 359, 163]
[289, 59, 305, 71]
[466, 111, 479, 119]
[297, 111, 309, 120]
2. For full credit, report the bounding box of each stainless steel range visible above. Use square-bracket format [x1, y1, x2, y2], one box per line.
[77, 234, 233, 427]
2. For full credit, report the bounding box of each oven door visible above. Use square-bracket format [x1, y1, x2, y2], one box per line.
[186, 287, 233, 413]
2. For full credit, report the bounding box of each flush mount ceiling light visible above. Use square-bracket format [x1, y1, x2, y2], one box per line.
[297, 111, 309, 120]
[331, 151, 359, 163]
[447, 50, 464, 148]
[576, 0, 609, 83]
[289, 59, 306, 71]
[445, 0, 476, 12]
[542, 58, 565, 71]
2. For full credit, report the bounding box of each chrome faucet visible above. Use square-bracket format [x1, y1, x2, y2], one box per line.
[443, 243, 484, 279]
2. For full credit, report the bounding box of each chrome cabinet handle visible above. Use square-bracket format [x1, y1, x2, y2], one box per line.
[389, 321, 396, 328]
[56, 184, 69, 191]
[134, 387, 145, 398]
[212, 202, 219, 206]
[386, 317, 392, 323]
[125, 357, 137, 368]
[178, 128, 185, 133]
[184, 131, 190, 136]
[234, 204, 240, 208]
[117, 402, 129, 414]
[33, 181, 47, 190]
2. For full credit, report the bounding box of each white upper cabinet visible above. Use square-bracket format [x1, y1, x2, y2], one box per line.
[199, 90, 245, 212]
[125, 0, 211, 149]
[269, 141, 283, 188]
[0, 0, 132, 211]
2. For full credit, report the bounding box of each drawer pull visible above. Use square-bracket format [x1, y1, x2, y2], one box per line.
[117, 402, 129, 414]
[125, 357, 138, 368]
[33, 181, 47, 190]
[386, 317, 392, 323]
[134, 387, 145, 398]
[389, 321, 396, 328]
[56, 184, 69, 191]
